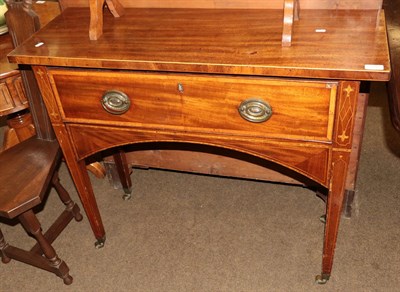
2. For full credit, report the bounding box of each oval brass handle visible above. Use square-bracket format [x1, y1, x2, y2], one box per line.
[101, 90, 131, 115]
[238, 99, 273, 123]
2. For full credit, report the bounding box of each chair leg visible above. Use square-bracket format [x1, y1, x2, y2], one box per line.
[0, 228, 11, 264]
[52, 170, 83, 222]
[30, 170, 82, 255]
[18, 210, 73, 285]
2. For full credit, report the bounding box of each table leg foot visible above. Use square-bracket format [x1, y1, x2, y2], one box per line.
[315, 274, 330, 284]
[122, 190, 132, 201]
[112, 150, 133, 201]
[319, 214, 326, 223]
[94, 236, 106, 249]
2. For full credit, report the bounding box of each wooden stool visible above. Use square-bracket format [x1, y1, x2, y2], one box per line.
[0, 137, 82, 285]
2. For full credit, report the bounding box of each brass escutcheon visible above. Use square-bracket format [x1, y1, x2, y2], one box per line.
[238, 98, 273, 123]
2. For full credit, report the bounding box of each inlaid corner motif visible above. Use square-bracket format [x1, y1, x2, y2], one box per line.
[48, 109, 60, 121]
[334, 82, 358, 148]
[34, 68, 61, 122]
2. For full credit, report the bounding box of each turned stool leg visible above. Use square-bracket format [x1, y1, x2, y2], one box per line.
[18, 210, 73, 285]
[52, 170, 83, 222]
[0, 228, 11, 264]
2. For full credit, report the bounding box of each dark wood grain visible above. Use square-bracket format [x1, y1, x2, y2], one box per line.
[9, 8, 390, 81]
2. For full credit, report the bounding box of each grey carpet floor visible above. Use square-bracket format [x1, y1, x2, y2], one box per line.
[0, 83, 399, 291]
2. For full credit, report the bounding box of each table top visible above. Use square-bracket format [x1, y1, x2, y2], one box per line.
[8, 7, 391, 81]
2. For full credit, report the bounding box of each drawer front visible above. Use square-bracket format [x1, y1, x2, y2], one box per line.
[49, 70, 337, 142]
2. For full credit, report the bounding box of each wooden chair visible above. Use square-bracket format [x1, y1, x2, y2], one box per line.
[0, 0, 81, 284]
[0, 137, 82, 285]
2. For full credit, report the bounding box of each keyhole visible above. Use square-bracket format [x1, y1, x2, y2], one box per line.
[177, 83, 184, 93]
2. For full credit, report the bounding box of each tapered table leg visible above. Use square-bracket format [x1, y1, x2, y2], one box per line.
[112, 149, 133, 200]
[317, 152, 349, 283]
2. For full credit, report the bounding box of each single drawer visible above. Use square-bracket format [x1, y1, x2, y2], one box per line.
[49, 69, 337, 142]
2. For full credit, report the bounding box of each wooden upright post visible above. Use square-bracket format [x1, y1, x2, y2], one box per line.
[282, 0, 299, 47]
[89, 0, 124, 40]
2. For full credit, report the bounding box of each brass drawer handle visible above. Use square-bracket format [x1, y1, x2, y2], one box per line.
[101, 90, 131, 115]
[238, 98, 273, 123]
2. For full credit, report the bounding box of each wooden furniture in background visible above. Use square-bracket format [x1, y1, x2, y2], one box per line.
[384, 0, 400, 131]
[0, 137, 82, 285]
[0, 33, 13, 57]
[0, 63, 33, 150]
[86, 0, 124, 40]
[87, 0, 296, 46]
[281, 0, 299, 46]
[0, 33, 34, 151]
[4, 0, 59, 142]
[81, 0, 382, 42]
[9, 0, 390, 284]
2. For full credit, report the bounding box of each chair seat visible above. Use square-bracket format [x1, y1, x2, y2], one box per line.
[0, 137, 60, 219]
[0, 136, 81, 285]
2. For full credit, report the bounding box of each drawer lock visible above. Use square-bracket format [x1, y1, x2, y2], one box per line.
[238, 99, 272, 123]
[101, 90, 131, 115]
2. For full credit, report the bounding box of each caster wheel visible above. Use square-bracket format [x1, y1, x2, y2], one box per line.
[315, 274, 330, 284]
[319, 214, 326, 223]
[94, 237, 106, 249]
[122, 193, 132, 200]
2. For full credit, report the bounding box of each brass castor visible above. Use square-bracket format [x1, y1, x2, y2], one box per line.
[122, 186, 132, 200]
[94, 236, 106, 249]
[315, 274, 330, 284]
[122, 191, 132, 200]
[319, 214, 326, 223]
